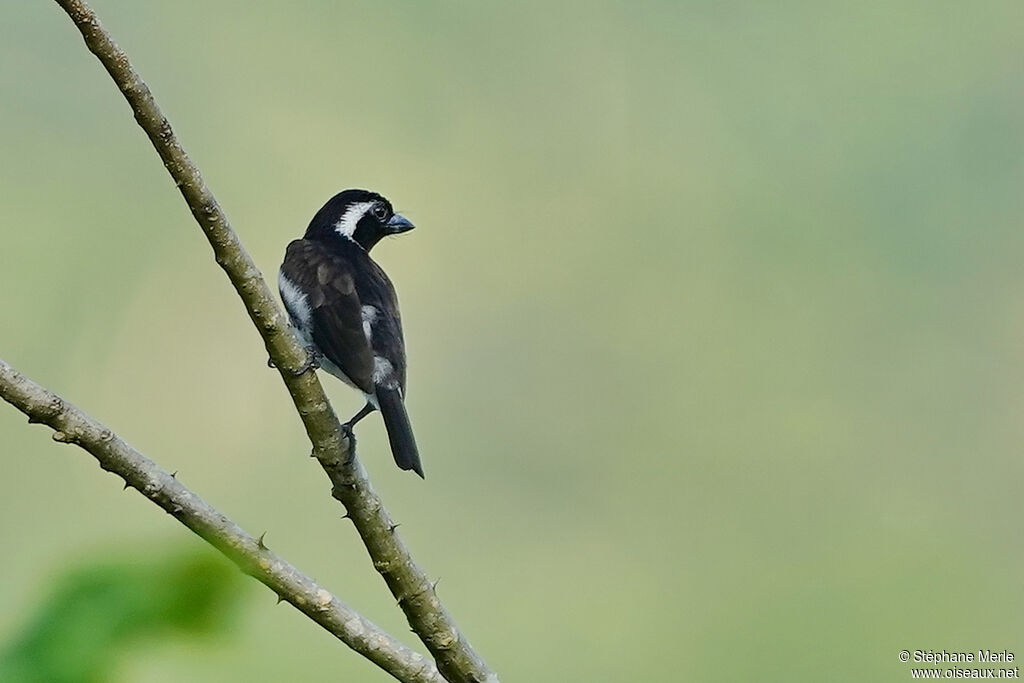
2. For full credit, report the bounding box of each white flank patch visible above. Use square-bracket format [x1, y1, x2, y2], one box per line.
[372, 356, 395, 386]
[360, 305, 379, 341]
[334, 201, 378, 239]
[278, 272, 312, 331]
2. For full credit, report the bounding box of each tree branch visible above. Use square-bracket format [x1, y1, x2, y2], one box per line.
[47, 1, 496, 682]
[0, 358, 441, 683]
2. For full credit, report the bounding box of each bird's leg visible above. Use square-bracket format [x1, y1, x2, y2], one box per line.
[343, 402, 376, 430]
[340, 402, 376, 451]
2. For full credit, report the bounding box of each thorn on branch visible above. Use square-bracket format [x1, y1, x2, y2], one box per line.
[257, 532, 268, 550]
[388, 523, 401, 533]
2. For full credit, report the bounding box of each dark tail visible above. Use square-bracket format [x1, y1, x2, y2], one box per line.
[376, 387, 424, 478]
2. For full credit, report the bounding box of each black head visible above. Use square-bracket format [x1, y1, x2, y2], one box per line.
[304, 189, 415, 252]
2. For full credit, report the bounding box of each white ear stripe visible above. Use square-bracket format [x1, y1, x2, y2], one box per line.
[334, 201, 378, 238]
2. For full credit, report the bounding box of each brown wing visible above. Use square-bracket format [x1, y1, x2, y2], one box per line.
[281, 240, 374, 393]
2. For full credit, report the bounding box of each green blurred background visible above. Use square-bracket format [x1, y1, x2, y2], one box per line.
[2, 1, 1023, 681]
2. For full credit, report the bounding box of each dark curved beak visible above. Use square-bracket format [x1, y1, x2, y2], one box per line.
[386, 213, 415, 234]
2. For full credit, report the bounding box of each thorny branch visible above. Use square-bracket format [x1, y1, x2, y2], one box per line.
[0, 358, 441, 683]
[5, 1, 499, 681]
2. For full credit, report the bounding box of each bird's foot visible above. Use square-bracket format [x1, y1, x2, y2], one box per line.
[340, 422, 357, 460]
[286, 347, 320, 376]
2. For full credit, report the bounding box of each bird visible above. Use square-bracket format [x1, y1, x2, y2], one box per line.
[278, 189, 423, 477]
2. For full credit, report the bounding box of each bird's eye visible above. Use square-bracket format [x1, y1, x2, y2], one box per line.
[372, 204, 388, 220]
